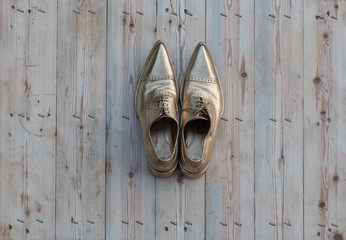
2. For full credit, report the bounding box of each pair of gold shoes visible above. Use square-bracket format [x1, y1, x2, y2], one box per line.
[135, 40, 224, 178]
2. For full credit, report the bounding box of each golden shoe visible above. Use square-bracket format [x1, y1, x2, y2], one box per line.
[179, 42, 224, 178]
[135, 40, 179, 177]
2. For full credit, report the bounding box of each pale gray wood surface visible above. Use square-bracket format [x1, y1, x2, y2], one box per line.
[206, 1, 255, 239]
[0, 0, 57, 239]
[255, 0, 304, 239]
[174, 1, 207, 240]
[155, 2, 179, 239]
[1, 0, 346, 239]
[56, 0, 106, 239]
[304, 1, 346, 239]
[106, 0, 157, 239]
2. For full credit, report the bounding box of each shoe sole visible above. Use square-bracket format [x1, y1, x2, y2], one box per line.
[148, 160, 178, 178]
[178, 162, 208, 179]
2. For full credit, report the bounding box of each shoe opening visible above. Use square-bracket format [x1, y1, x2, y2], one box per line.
[150, 117, 178, 160]
[184, 118, 210, 161]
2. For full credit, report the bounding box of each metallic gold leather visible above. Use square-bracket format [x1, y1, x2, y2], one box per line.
[179, 42, 224, 178]
[135, 40, 179, 177]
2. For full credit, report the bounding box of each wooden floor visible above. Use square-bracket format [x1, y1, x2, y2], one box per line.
[0, 0, 346, 239]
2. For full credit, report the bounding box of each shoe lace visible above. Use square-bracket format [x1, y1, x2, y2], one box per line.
[151, 95, 170, 116]
[182, 97, 209, 116]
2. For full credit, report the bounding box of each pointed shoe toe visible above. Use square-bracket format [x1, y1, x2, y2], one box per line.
[135, 40, 179, 177]
[179, 42, 224, 178]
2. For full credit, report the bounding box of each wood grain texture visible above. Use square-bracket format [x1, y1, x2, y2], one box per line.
[106, 0, 157, 239]
[255, 0, 304, 239]
[329, 1, 346, 237]
[175, 1, 206, 239]
[205, 0, 255, 239]
[0, 1, 346, 239]
[155, 1, 179, 239]
[56, 0, 106, 239]
[0, 0, 57, 239]
[304, 0, 346, 239]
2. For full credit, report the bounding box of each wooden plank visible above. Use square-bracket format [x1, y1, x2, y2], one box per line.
[255, 0, 304, 239]
[205, 0, 255, 239]
[329, 1, 346, 237]
[0, 0, 57, 239]
[0, 1, 28, 238]
[155, 1, 179, 239]
[105, 0, 157, 239]
[1, 1, 30, 238]
[304, 1, 346, 239]
[56, 0, 106, 239]
[155, 1, 206, 239]
[175, 1, 206, 239]
[1, 2, 346, 240]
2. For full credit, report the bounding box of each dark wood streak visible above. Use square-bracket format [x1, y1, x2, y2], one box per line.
[334, 0, 339, 17]
[240, 55, 247, 106]
[314, 74, 322, 110]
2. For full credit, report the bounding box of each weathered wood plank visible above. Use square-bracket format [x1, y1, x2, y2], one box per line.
[328, 1, 346, 237]
[0, 0, 57, 239]
[175, 1, 206, 239]
[304, 1, 346, 239]
[0, 1, 29, 238]
[205, 0, 255, 239]
[255, 0, 304, 239]
[106, 0, 157, 239]
[155, 1, 179, 239]
[1, 2, 346, 240]
[155, 0, 207, 239]
[56, 0, 106, 239]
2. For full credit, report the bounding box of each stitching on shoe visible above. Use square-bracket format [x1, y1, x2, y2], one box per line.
[191, 92, 207, 99]
[189, 75, 217, 83]
[153, 91, 172, 97]
[146, 75, 174, 80]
